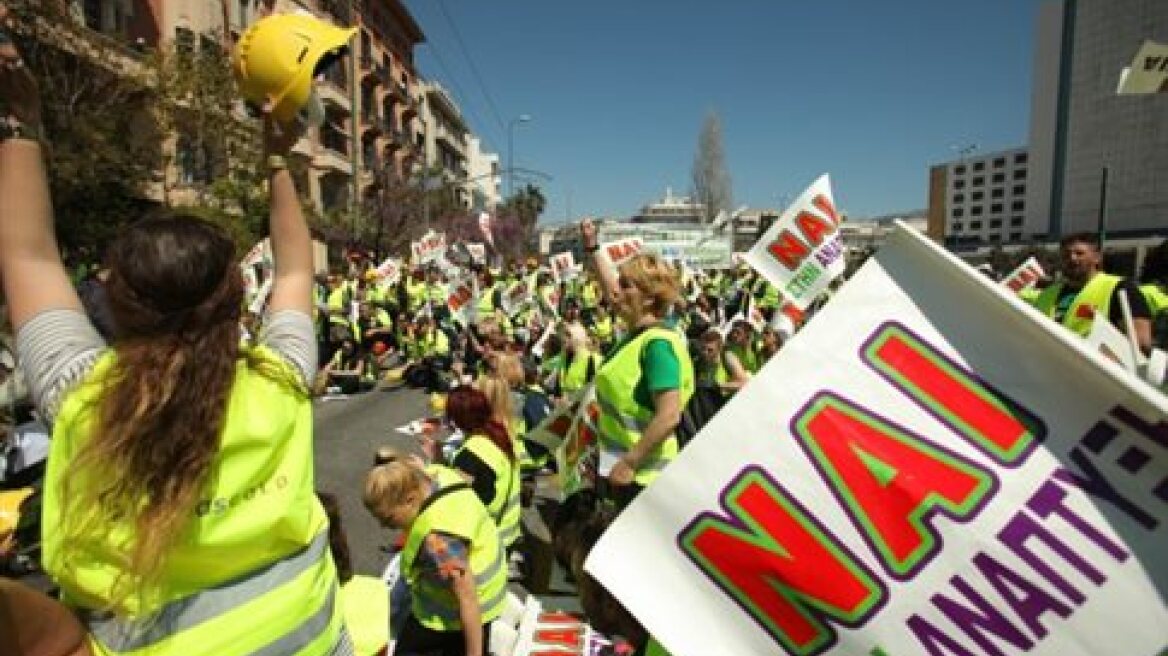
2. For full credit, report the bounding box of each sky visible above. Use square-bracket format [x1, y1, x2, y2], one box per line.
[402, 0, 1044, 225]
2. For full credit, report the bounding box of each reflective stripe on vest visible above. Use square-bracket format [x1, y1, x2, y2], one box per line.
[401, 466, 508, 631]
[594, 327, 695, 487]
[458, 436, 522, 547]
[1031, 273, 1120, 337]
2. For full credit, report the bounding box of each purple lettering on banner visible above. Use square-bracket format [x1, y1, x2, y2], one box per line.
[932, 575, 1035, 656]
[973, 552, 1072, 640]
[906, 614, 978, 656]
[998, 510, 1095, 605]
[1109, 405, 1168, 450]
[1031, 476, 1131, 562]
[1058, 449, 1157, 529]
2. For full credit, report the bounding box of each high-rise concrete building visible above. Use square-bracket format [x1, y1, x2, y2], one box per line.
[926, 147, 1032, 248]
[1027, 0, 1168, 239]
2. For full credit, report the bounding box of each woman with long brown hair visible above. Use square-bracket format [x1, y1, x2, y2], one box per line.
[0, 9, 351, 654]
[446, 386, 521, 547]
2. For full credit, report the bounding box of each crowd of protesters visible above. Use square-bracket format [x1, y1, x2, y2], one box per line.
[2, 6, 1167, 656]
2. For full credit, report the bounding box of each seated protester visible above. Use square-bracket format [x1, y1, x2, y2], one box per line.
[446, 387, 521, 549]
[560, 323, 602, 398]
[364, 452, 507, 656]
[415, 316, 452, 369]
[537, 334, 565, 394]
[319, 336, 374, 394]
[476, 367, 537, 474]
[354, 301, 394, 354]
[403, 317, 452, 393]
[696, 330, 750, 397]
[759, 325, 784, 362]
[590, 304, 615, 353]
[726, 320, 761, 374]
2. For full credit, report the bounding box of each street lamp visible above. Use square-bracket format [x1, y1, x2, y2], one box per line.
[507, 114, 532, 198]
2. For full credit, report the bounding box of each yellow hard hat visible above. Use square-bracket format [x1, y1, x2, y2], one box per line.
[232, 13, 357, 124]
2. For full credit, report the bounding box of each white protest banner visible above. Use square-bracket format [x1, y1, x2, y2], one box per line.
[1117, 40, 1168, 95]
[551, 251, 580, 282]
[246, 277, 273, 316]
[1086, 312, 1146, 375]
[600, 237, 645, 268]
[373, 256, 402, 285]
[744, 174, 846, 310]
[467, 243, 487, 264]
[530, 320, 558, 360]
[240, 237, 272, 296]
[586, 223, 1168, 656]
[1001, 256, 1046, 294]
[478, 211, 495, 247]
[411, 230, 447, 266]
[500, 280, 532, 317]
[509, 597, 615, 656]
[445, 275, 478, 323]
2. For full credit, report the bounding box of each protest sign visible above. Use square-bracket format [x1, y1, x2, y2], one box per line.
[600, 237, 645, 268]
[240, 237, 272, 296]
[1001, 256, 1046, 294]
[586, 223, 1168, 656]
[445, 275, 478, 323]
[1117, 40, 1168, 95]
[467, 243, 488, 264]
[479, 212, 495, 247]
[560, 386, 600, 495]
[508, 597, 615, 656]
[411, 231, 447, 265]
[246, 277, 273, 316]
[744, 175, 846, 310]
[530, 321, 558, 360]
[551, 251, 580, 282]
[373, 256, 402, 285]
[500, 280, 532, 317]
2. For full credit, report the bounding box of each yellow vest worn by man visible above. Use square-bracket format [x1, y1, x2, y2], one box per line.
[1031, 272, 1121, 337]
[45, 347, 345, 656]
[594, 327, 695, 487]
[401, 466, 508, 631]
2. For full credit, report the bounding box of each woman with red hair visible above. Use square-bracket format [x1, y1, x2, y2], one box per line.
[446, 386, 522, 548]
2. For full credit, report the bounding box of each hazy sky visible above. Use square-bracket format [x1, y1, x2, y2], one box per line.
[404, 0, 1043, 223]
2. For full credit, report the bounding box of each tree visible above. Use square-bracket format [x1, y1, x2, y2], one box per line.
[691, 111, 733, 223]
[494, 183, 545, 261]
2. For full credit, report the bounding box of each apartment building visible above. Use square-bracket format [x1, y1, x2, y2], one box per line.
[927, 147, 1032, 248]
[465, 135, 501, 211]
[417, 80, 471, 209]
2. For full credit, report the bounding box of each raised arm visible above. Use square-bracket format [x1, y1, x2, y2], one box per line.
[581, 218, 620, 305]
[0, 13, 83, 330]
[263, 115, 313, 317]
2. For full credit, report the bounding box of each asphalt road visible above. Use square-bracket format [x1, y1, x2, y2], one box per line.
[312, 385, 432, 576]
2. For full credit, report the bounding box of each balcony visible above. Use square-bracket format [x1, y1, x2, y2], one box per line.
[401, 97, 418, 121]
[314, 147, 353, 176]
[317, 82, 351, 112]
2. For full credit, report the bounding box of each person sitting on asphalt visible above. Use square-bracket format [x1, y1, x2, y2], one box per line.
[318, 336, 373, 395]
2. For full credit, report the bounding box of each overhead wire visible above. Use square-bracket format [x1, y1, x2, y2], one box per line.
[433, 0, 509, 142]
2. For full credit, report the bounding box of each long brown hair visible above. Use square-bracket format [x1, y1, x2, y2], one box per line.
[60, 214, 247, 612]
[446, 385, 515, 461]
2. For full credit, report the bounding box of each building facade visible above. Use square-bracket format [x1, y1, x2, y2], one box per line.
[926, 147, 1032, 248]
[465, 135, 501, 211]
[1027, 0, 1168, 239]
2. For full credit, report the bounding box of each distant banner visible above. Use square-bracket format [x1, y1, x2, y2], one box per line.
[1117, 40, 1168, 95]
[411, 231, 447, 265]
[587, 224, 1168, 656]
[551, 251, 580, 282]
[446, 275, 478, 323]
[240, 237, 272, 296]
[600, 237, 645, 268]
[1001, 256, 1046, 294]
[373, 256, 402, 285]
[744, 174, 845, 310]
[467, 243, 487, 264]
[478, 212, 495, 247]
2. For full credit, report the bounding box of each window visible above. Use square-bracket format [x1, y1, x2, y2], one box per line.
[1013, 185, 1025, 195]
[973, 162, 985, 172]
[970, 221, 983, 230]
[953, 223, 963, 231]
[83, 0, 103, 29]
[992, 173, 1005, 184]
[991, 188, 1004, 199]
[990, 219, 1002, 228]
[953, 208, 964, 218]
[954, 180, 966, 190]
[988, 234, 1001, 243]
[1012, 200, 1025, 211]
[955, 165, 966, 175]
[1014, 169, 1027, 180]
[175, 28, 195, 55]
[993, 158, 1006, 168]
[973, 176, 984, 186]
[199, 34, 219, 58]
[1009, 232, 1022, 241]
[953, 194, 965, 203]
[1014, 153, 1028, 164]
[971, 191, 984, 201]
[1010, 216, 1024, 227]
[971, 207, 983, 217]
[991, 203, 1003, 214]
